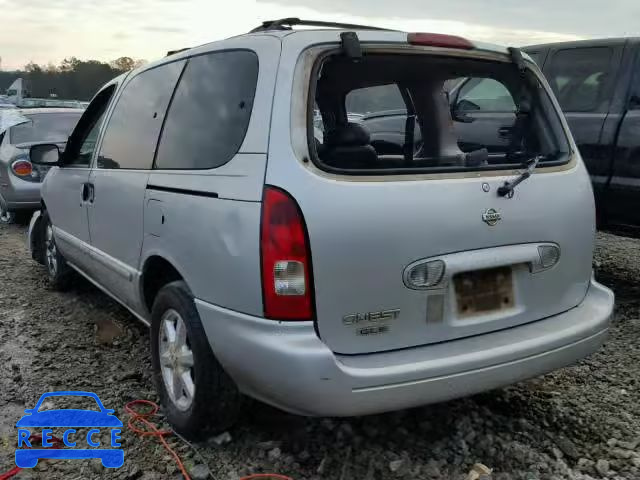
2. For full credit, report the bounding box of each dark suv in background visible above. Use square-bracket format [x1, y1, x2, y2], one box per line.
[525, 39, 640, 230]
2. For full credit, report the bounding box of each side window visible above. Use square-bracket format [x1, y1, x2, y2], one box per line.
[63, 86, 115, 167]
[74, 111, 107, 166]
[457, 78, 516, 112]
[546, 47, 613, 113]
[155, 51, 258, 170]
[630, 59, 640, 110]
[346, 84, 406, 115]
[526, 51, 542, 66]
[97, 61, 184, 170]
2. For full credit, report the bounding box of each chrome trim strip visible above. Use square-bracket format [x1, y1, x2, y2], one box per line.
[85, 243, 135, 282]
[52, 226, 136, 282]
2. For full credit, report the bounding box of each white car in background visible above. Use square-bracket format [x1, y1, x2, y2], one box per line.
[0, 108, 82, 223]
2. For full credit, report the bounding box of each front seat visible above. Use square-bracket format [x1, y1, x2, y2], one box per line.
[321, 123, 377, 169]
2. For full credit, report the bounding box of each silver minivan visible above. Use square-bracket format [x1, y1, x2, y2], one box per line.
[28, 19, 614, 439]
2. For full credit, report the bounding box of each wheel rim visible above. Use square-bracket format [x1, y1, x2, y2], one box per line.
[0, 206, 13, 223]
[158, 309, 195, 411]
[45, 224, 58, 276]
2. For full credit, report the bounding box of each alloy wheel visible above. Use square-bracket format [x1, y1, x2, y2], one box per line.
[45, 224, 58, 276]
[158, 309, 196, 411]
[0, 206, 15, 224]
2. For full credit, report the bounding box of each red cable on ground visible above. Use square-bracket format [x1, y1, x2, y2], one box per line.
[0, 402, 293, 480]
[0, 467, 21, 480]
[0, 434, 64, 480]
[125, 399, 192, 480]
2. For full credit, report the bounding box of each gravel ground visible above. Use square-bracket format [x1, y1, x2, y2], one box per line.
[0, 223, 638, 480]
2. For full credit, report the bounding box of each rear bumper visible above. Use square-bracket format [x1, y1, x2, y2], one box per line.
[197, 278, 614, 417]
[0, 172, 42, 210]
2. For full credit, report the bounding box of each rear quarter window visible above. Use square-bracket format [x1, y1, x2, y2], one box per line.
[154, 50, 259, 170]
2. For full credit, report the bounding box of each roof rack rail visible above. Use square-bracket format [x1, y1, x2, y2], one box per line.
[250, 17, 393, 33]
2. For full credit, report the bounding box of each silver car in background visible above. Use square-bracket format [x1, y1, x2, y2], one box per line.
[0, 108, 82, 222]
[28, 20, 614, 440]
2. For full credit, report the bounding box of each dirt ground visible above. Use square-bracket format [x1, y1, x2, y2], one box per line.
[0, 223, 638, 480]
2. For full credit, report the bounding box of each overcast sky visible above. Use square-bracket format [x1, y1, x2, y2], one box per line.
[1, 0, 637, 70]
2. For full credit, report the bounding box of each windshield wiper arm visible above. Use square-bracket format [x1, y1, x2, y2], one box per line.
[497, 155, 543, 197]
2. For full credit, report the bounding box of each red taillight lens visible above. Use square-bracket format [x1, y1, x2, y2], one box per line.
[11, 160, 33, 177]
[261, 186, 313, 320]
[407, 32, 474, 50]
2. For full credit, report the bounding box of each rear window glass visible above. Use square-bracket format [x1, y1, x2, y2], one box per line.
[546, 47, 614, 113]
[155, 51, 258, 170]
[311, 53, 569, 175]
[10, 113, 81, 144]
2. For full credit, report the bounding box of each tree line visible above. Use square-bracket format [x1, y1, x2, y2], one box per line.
[0, 57, 145, 101]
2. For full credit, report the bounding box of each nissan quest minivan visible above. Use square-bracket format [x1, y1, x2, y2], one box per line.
[27, 19, 615, 439]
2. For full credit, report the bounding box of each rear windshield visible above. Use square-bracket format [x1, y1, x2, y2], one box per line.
[310, 52, 569, 175]
[9, 113, 81, 144]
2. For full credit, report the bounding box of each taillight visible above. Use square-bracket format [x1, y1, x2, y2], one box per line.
[11, 160, 33, 177]
[407, 32, 474, 50]
[261, 186, 313, 320]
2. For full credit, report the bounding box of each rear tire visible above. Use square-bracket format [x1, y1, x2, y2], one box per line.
[42, 210, 73, 290]
[15, 210, 34, 225]
[150, 280, 242, 440]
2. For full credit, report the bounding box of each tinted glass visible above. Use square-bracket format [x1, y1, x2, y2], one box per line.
[630, 61, 640, 109]
[70, 111, 107, 166]
[98, 61, 184, 169]
[457, 78, 516, 112]
[64, 86, 115, 166]
[547, 47, 613, 112]
[155, 51, 258, 170]
[346, 84, 405, 115]
[10, 113, 81, 144]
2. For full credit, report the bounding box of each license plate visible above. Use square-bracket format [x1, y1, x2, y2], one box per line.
[454, 266, 514, 317]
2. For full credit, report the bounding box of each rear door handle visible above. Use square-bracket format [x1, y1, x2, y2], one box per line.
[81, 183, 95, 203]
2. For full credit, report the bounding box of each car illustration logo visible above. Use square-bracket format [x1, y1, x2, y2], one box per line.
[15, 391, 124, 469]
[482, 208, 501, 226]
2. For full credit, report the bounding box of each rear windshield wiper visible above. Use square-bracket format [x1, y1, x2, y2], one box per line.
[497, 155, 543, 197]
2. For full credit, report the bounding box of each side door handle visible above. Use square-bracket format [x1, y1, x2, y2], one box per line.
[81, 183, 90, 203]
[87, 183, 95, 203]
[81, 183, 95, 203]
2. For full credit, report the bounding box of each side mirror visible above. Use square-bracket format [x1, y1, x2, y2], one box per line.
[30, 144, 60, 166]
[451, 99, 480, 124]
[456, 99, 481, 112]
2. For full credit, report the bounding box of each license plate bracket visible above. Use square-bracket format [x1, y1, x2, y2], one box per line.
[454, 266, 514, 317]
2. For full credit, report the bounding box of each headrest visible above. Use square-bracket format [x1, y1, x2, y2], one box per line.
[324, 122, 370, 147]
